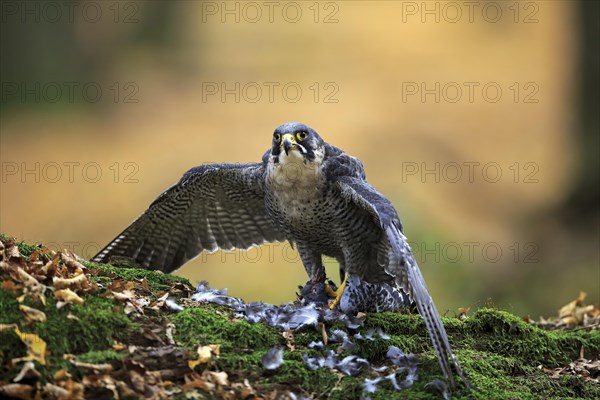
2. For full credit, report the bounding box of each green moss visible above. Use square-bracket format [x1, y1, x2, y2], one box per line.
[0, 288, 134, 381]
[264, 358, 365, 399]
[465, 308, 600, 367]
[77, 350, 126, 364]
[171, 305, 283, 351]
[82, 260, 193, 292]
[2, 234, 599, 398]
[166, 305, 599, 398]
[1, 234, 42, 257]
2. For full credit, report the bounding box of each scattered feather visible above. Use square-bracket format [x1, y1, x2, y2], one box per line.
[165, 298, 184, 312]
[425, 378, 451, 400]
[363, 377, 382, 393]
[302, 350, 369, 376]
[262, 347, 284, 370]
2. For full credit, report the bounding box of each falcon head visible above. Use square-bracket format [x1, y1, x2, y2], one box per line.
[271, 122, 325, 164]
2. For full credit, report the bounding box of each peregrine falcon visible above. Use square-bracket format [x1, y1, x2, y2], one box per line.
[93, 122, 466, 388]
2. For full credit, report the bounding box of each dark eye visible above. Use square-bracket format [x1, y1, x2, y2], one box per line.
[296, 131, 308, 141]
[274, 133, 281, 142]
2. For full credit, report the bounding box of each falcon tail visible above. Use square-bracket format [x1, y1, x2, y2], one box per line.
[385, 224, 468, 390]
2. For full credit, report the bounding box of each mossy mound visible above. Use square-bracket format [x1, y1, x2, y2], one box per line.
[0, 234, 598, 399]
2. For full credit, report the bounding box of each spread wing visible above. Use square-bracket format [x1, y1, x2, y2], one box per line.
[334, 175, 467, 389]
[92, 163, 285, 272]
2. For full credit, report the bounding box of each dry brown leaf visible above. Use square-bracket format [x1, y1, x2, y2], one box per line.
[38, 253, 60, 276]
[282, 330, 295, 351]
[123, 298, 149, 315]
[129, 369, 146, 392]
[53, 273, 87, 290]
[19, 305, 47, 323]
[183, 371, 215, 391]
[60, 252, 87, 274]
[149, 292, 169, 310]
[189, 344, 221, 369]
[15, 265, 45, 294]
[43, 383, 69, 398]
[0, 323, 18, 331]
[197, 346, 213, 363]
[67, 312, 80, 321]
[2, 279, 17, 293]
[319, 322, 328, 345]
[207, 370, 229, 386]
[54, 368, 71, 380]
[70, 360, 113, 373]
[457, 307, 470, 319]
[556, 292, 600, 327]
[112, 341, 127, 351]
[0, 383, 34, 400]
[12, 326, 47, 365]
[208, 344, 221, 357]
[559, 292, 585, 318]
[54, 288, 84, 308]
[62, 378, 85, 399]
[111, 290, 136, 301]
[140, 278, 151, 291]
[13, 360, 41, 382]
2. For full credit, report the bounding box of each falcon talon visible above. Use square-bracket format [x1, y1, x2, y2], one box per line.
[329, 273, 348, 310]
[93, 122, 469, 391]
[325, 284, 337, 298]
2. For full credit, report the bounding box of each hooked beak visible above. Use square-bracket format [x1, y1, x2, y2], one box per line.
[281, 134, 296, 155]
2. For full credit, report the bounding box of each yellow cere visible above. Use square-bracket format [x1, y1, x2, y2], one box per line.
[281, 134, 296, 143]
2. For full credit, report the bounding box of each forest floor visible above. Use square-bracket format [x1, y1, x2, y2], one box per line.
[0, 234, 598, 399]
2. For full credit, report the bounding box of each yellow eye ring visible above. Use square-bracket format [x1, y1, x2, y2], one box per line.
[296, 131, 308, 141]
[274, 133, 281, 142]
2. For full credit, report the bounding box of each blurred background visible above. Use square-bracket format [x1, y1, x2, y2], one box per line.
[1, 1, 598, 317]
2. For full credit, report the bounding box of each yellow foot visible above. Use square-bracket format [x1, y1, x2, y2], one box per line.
[329, 273, 348, 310]
[326, 284, 337, 298]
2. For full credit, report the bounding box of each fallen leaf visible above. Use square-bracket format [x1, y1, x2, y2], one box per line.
[53, 273, 87, 290]
[189, 344, 220, 369]
[2, 279, 17, 293]
[13, 360, 41, 382]
[149, 292, 169, 310]
[457, 307, 470, 319]
[19, 305, 47, 323]
[60, 252, 87, 274]
[282, 330, 295, 351]
[67, 312, 80, 321]
[110, 289, 136, 301]
[0, 383, 34, 400]
[43, 383, 68, 398]
[197, 346, 213, 363]
[182, 372, 215, 391]
[207, 370, 229, 386]
[112, 341, 127, 351]
[0, 323, 18, 331]
[54, 288, 84, 308]
[13, 326, 47, 365]
[70, 359, 113, 373]
[54, 368, 71, 380]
